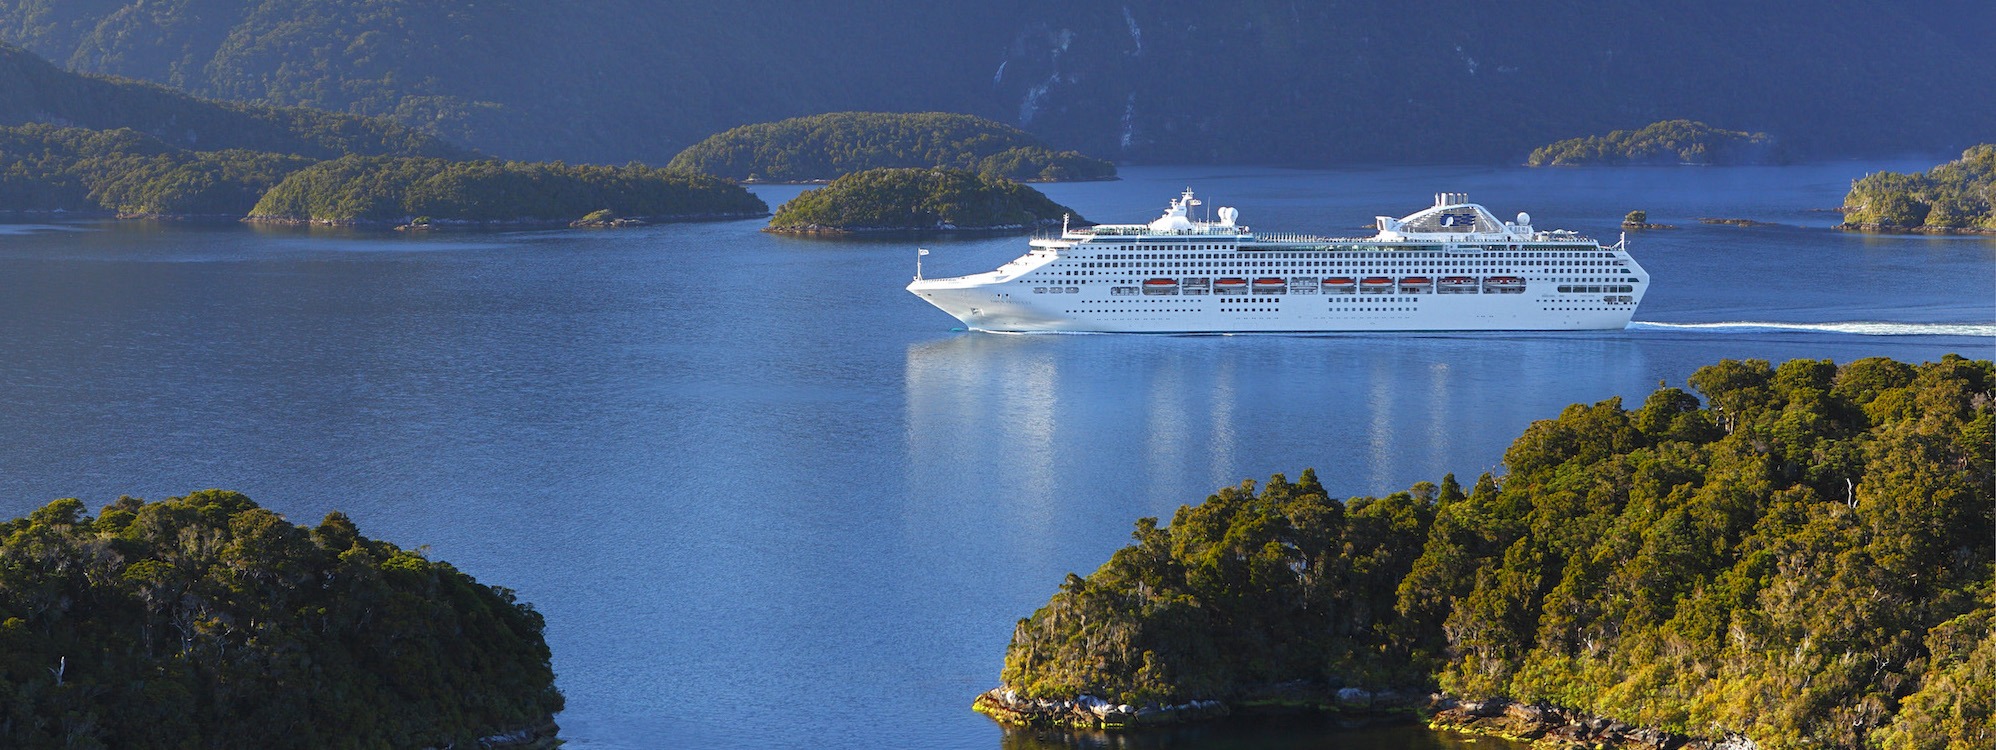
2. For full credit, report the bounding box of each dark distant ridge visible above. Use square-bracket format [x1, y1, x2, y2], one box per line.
[668, 112, 1115, 182]
[1, 2, 1992, 165]
[0, 43, 468, 159]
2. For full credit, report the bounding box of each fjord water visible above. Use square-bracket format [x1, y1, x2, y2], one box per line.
[1, 164, 1990, 749]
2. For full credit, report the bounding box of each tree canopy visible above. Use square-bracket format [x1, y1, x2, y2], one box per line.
[1840, 145, 1996, 232]
[998, 356, 1994, 750]
[0, 490, 562, 749]
[249, 155, 766, 224]
[0, 124, 314, 215]
[766, 167, 1082, 232]
[1527, 120, 1780, 166]
[668, 112, 1115, 183]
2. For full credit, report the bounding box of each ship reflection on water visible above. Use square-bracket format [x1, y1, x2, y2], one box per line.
[902, 331, 1651, 519]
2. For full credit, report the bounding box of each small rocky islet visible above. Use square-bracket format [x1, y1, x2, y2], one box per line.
[764, 167, 1085, 235]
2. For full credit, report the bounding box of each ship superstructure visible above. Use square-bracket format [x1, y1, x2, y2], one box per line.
[907, 189, 1648, 333]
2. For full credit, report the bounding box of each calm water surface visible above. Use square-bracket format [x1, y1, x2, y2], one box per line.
[1, 165, 1991, 749]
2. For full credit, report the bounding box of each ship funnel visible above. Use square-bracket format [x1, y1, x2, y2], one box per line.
[1434, 192, 1468, 206]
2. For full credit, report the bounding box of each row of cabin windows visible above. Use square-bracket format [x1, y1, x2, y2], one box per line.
[1069, 260, 1616, 268]
[1087, 249, 1615, 261]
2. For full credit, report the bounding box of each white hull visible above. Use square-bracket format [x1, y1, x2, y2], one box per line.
[913, 281, 1635, 333]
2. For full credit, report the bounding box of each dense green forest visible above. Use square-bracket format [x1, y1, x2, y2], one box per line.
[0, 44, 764, 224]
[0, 123, 313, 215]
[0, 43, 465, 160]
[1527, 120, 1779, 166]
[766, 167, 1080, 233]
[2, 3, 1988, 165]
[0, 490, 562, 749]
[667, 112, 1115, 182]
[249, 156, 766, 224]
[1840, 145, 1996, 232]
[994, 356, 1994, 750]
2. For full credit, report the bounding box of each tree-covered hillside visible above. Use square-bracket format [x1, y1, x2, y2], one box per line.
[0, 490, 562, 749]
[1840, 145, 1996, 233]
[668, 112, 1115, 182]
[766, 167, 1080, 233]
[249, 156, 767, 224]
[1527, 120, 1779, 166]
[993, 356, 1994, 750]
[0, 43, 466, 160]
[0, 123, 313, 215]
[2, 2, 1989, 165]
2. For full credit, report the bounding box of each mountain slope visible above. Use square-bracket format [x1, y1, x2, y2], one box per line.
[2, 1, 1991, 165]
[0, 42, 467, 159]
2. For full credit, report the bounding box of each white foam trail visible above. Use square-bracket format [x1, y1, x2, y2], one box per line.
[1630, 321, 1996, 337]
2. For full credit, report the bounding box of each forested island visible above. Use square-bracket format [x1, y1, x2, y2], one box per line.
[248, 156, 766, 226]
[766, 167, 1083, 234]
[1527, 120, 1780, 166]
[1839, 145, 1996, 234]
[982, 356, 1993, 750]
[669, 112, 1116, 183]
[1, 44, 764, 226]
[0, 490, 563, 748]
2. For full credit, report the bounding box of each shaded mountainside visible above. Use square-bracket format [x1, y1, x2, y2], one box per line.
[0, 490, 562, 749]
[1840, 145, 1996, 233]
[766, 167, 1079, 233]
[2, 2, 1991, 165]
[1528, 120, 1779, 166]
[667, 112, 1115, 182]
[993, 356, 1995, 750]
[0, 43, 466, 159]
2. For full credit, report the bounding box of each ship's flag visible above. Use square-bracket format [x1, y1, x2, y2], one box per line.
[919, 248, 930, 255]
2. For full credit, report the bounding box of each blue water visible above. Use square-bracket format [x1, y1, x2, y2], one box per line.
[0, 165, 1990, 749]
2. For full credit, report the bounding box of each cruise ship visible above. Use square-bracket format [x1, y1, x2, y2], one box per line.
[907, 190, 1648, 333]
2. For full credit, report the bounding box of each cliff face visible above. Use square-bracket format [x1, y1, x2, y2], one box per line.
[2, 1, 1991, 165]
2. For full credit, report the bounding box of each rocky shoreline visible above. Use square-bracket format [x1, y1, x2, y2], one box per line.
[242, 211, 767, 230]
[976, 689, 1755, 750]
[1429, 697, 1754, 750]
[972, 685, 1424, 730]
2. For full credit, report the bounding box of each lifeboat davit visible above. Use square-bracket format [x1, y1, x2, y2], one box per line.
[1440, 276, 1475, 285]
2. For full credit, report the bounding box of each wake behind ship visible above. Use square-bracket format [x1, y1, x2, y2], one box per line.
[907, 190, 1649, 333]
